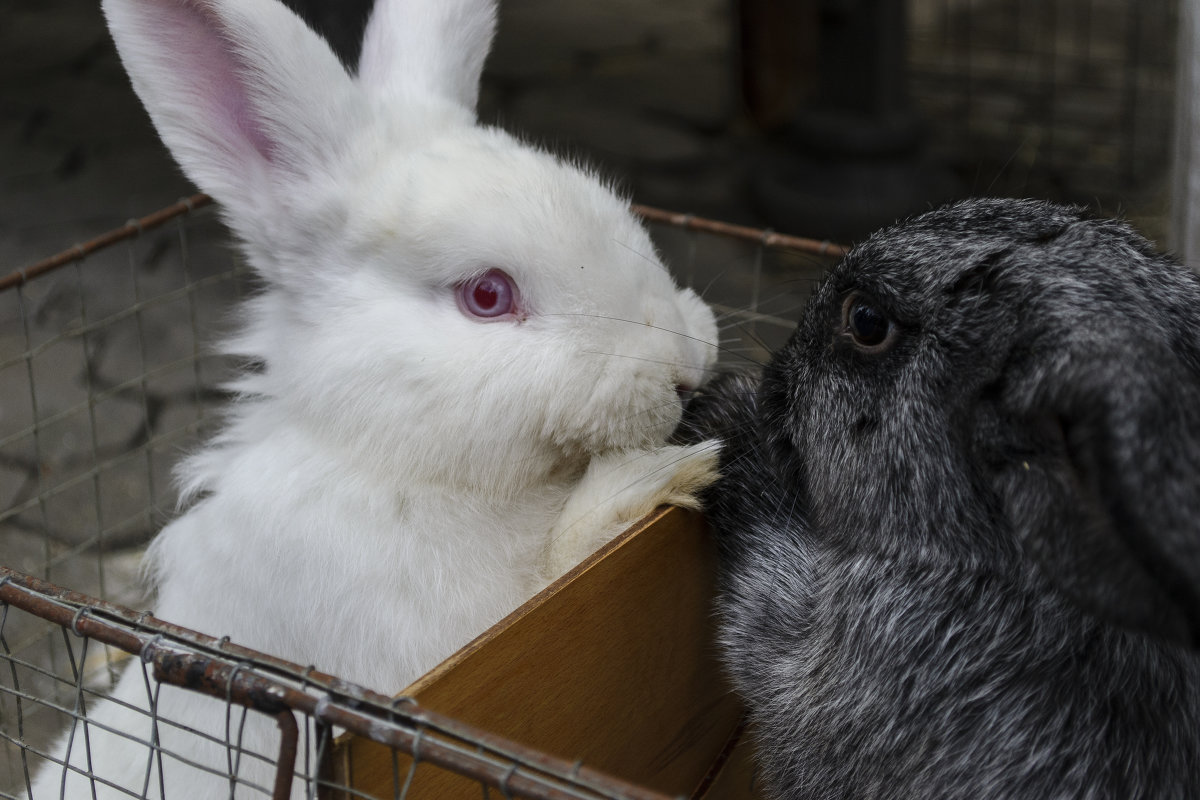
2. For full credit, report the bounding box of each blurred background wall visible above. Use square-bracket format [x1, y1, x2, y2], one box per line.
[0, 0, 1186, 270]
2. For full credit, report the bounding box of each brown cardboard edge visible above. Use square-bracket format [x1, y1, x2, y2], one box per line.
[400, 505, 680, 697]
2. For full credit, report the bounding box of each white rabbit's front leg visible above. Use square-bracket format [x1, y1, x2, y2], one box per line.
[541, 441, 720, 580]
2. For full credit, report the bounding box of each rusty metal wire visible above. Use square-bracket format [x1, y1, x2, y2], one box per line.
[0, 195, 215, 295]
[630, 205, 848, 258]
[0, 195, 845, 297]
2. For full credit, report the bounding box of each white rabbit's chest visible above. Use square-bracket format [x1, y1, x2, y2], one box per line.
[147, 440, 557, 693]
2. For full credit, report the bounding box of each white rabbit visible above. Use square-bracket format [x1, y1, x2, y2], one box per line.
[26, 0, 718, 796]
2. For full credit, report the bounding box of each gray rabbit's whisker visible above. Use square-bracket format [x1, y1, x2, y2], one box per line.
[697, 269, 733, 302]
[713, 345, 770, 357]
[717, 321, 777, 337]
[985, 133, 1036, 196]
[636, 398, 685, 416]
[631, 412, 684, 433]
[722, 327, 773, 363]
[713, 305, 753, 322]
[700, 335, 768, 352]
[614, 404, 674, 429]
[711, 303, 802, 333]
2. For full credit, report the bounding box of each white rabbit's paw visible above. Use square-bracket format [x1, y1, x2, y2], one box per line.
[625, 440, 722, 512]
[542, 441, 720, 579]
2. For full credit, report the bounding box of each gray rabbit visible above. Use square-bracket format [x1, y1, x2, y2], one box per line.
[678, 198, 1200, 798]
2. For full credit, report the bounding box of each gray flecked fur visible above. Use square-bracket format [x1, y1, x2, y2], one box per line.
[678, 198, 1200, 799]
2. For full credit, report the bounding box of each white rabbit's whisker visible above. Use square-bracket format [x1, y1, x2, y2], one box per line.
[544, 312, 718, 346]
[611, 237, 662, 268]
[547, 312, 762, 366]
[580, 350, 726, 376]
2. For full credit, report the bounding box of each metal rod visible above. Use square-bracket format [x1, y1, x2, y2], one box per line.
[0, 193, 213, 293]
[273, 711, 299, 800]
[630, 204, 849, 257]
[0, 193, 846, 298]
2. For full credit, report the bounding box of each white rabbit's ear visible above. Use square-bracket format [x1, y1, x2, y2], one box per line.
[357, 0, 497, 113]
[103, 0, 359, 218]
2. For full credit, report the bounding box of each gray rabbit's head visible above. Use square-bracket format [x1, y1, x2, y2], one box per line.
[781, 198, 1200, 641]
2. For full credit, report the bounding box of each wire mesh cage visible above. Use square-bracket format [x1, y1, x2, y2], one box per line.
[0, 196, 840, 799]
[908, 0, 1178, 222]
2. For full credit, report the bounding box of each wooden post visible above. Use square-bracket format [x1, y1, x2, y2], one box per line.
[1172, 0, 1200, 267]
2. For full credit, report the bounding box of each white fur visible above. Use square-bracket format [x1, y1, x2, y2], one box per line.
[29, 0, 718, 796]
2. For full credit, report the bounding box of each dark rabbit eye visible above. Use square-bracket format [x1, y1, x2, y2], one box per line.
[842, 294, 896, 352]
[458, 269, 518, 319]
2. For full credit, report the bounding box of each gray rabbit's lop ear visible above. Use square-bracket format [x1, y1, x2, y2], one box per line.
[992, 275, 1200, 647]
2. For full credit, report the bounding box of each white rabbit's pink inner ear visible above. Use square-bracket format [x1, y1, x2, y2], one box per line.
[105, 0, 363, 222]
[133, 0, 276, 167]
[456, 269, 520, 320]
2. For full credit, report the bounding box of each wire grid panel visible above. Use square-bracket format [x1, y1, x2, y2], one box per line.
[0, 200, 253, 799]
[0, 197, 837, 799]
[1, 568, 685, 800]
[0, 590, 309, 799]
[908, 0, 1177, 211]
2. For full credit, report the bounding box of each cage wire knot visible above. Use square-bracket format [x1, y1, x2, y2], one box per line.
[69, 605, 92, 637]
[390, 695, 418, 718]
[398, 724, 426, 799]
[300, 663, 317, 688]
[140, 633, 165, 663]
[500, 761, 519, 800]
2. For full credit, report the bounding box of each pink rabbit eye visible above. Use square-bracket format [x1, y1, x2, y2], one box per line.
[457, 269, 517, 319]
